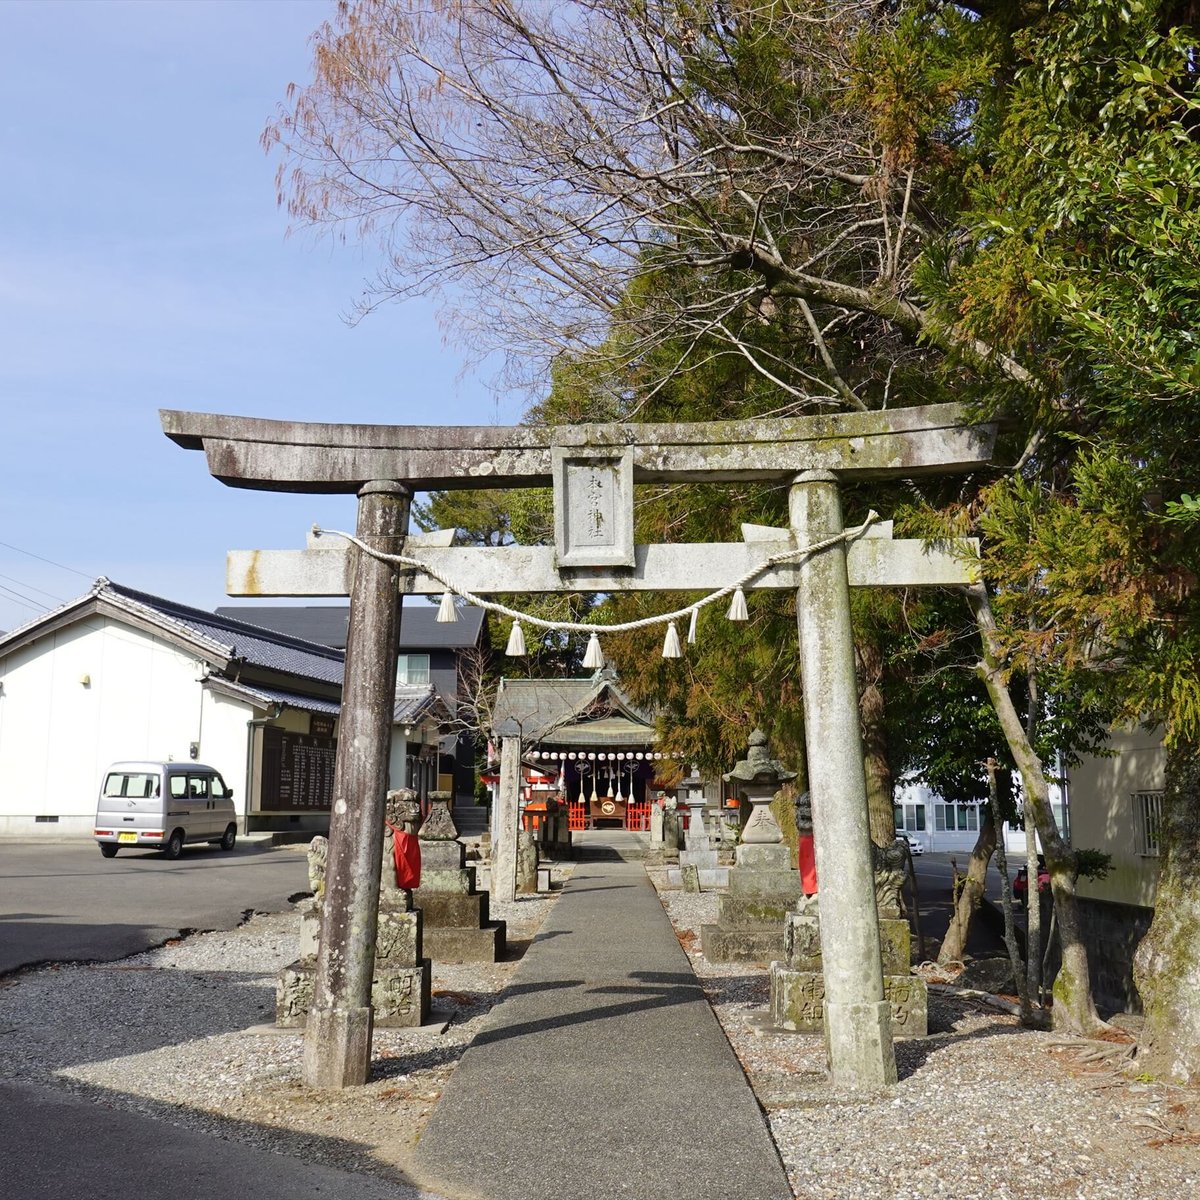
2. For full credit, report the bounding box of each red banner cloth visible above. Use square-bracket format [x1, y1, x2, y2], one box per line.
[388, 826, 422, 889]
[798, 834, 818, 895]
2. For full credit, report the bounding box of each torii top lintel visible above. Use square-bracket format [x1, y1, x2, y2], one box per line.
[160, 403, 997, 494]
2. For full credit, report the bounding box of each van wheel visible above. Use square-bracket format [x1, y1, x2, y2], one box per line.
[164, 830, 184, 860]
[99, 843, 119, 859]
[220, 825, 237, 852]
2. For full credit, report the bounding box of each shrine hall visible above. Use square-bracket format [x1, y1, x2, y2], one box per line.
[489, 668, 671, 832]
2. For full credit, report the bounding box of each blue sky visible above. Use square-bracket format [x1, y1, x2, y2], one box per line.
[0, 0, 509, 635]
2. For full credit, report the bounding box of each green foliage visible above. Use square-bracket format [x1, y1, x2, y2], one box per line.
[1073, 848, 1112, 882]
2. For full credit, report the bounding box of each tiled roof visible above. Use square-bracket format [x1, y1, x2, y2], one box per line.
[394, 684, 452, 726]
[491, 669, 655, 742]
[204, 677, 343, 716]
[0, 579, 344, 686]
[102, 582, 345, 684]
[215, 603, 487, 651]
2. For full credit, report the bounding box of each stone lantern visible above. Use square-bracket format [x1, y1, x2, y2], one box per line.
[700, 730, 801, 963]
[678, 763, 707, 840]
[723, 729, 796, 845]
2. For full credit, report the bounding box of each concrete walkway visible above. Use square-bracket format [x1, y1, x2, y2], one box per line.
[413, 832, 792, 1200]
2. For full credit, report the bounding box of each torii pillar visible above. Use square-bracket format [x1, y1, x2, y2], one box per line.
[792, 472, 895, 1090]
[303, 481, 409, 1088]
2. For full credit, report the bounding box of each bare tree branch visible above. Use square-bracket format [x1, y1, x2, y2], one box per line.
[266, 0, 1042, 406]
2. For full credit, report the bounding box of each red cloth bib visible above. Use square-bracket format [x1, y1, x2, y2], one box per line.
[388, 825, 422, 889]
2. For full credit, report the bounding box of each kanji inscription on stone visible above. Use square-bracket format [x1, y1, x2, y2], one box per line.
[552, 445, 635, 568]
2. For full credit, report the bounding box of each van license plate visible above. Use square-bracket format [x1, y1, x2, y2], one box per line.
[117, 832, 138, 844]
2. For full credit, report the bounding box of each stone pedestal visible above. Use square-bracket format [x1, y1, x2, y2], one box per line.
[768, 899, 927, 1037]
[650, 803, 665, 844]
[661, 805, 682, 860]
[668, 797, 729, 888]
[278, 894, 432, 1028]
[700, 841, 802, 963]
[516, 829, 539, 895]
[412, 792, 505, 962]
[278, 797, 433, 1030]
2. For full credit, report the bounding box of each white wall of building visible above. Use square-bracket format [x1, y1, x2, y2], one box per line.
[1068, 725, 1165, 909]
[893, 780, 985, 853]
[0, 615, 252, 839]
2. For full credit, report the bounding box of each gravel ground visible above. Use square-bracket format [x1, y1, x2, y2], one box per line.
[652, 872, 1200, 1200]
[3, 856, 1199, 1199]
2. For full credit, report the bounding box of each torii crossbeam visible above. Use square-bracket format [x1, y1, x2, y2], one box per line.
[163, 402, 997, 1096]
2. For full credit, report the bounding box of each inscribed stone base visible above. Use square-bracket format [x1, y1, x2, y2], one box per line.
[300, 903, 422, 964]
[377, 907, 424, 963]
[700, 923, 786, 965]
[878, 918, 912, 975]
[666, 866, 729, 889]
[415, 891, 488, 926]
[768, 964, 928, 1037]
[718, 892, 799, 928]
[420, 867, 475, 894]
[781, 914, 912, 975]
[276, 958, 432, 1028]
[423, 924, 506, 963]
[421, 840, 467, 870]
[728, 864, 803, 901]
[679, 848, 719, 871]
[734, 843, 793, 871]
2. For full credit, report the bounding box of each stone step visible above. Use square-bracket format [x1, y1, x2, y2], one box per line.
[452, 802, 490, 837]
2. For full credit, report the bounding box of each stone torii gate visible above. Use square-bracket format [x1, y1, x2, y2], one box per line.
[162, 402, 995, 1094]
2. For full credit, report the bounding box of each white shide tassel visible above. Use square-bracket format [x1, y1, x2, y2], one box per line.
[436, 590, 458, 623]
[687, 607, 698, 644]
[505, 620, 527, 657]
[662, 621, 682, 659]
[582, 631, 605, 670]
[726, 586, 749, 622]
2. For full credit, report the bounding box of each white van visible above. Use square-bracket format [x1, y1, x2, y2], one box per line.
[94, 761, 237, 860]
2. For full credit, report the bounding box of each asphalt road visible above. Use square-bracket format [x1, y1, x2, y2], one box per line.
[908, 850, 1027, 959]
[0, 1080, 434, 1200]
[0, 840, 311, 975]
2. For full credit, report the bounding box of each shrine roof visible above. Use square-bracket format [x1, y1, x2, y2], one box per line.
[491, 670, 656, 743]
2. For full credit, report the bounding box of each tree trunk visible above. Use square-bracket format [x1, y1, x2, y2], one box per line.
[857, 638, 898, 848]
[966, 585, 1107, 1035]
[990, 760, 1034, 1024]
[938, 800, 997, 964]
[1023, 675, 1044, 1004]
[1132, 742, 1200, 1083]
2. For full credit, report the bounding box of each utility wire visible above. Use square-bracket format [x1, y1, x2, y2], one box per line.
[0, 571, 66, 604]
[0, 539, 94, 580]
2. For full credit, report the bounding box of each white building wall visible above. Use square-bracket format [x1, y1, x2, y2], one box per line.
[1068, 725, 1164, 909]
[200, 689, 258, 827]
[893, 780, 984, 854]
[0, 616, 252, 839]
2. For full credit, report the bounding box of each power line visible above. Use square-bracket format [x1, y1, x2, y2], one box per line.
[0, 581, 49, 614]
[0, 539, 94, 580]
[0, 571, 66, 604]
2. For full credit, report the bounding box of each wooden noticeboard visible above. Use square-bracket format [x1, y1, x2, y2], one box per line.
[260, 726, 338, 812]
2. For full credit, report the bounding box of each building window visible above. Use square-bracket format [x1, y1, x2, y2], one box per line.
[396, 654, 430, 686]
[1135, 790, 1163, 856]
[894, 802, 925, 833]
[934, 802, 979, 833]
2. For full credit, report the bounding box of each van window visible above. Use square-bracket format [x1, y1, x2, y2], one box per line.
[103, 772, 159, 800]
[170, 775, 188, 800]
[209, 775, 228, 799]
[187, 775, 210, 800]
